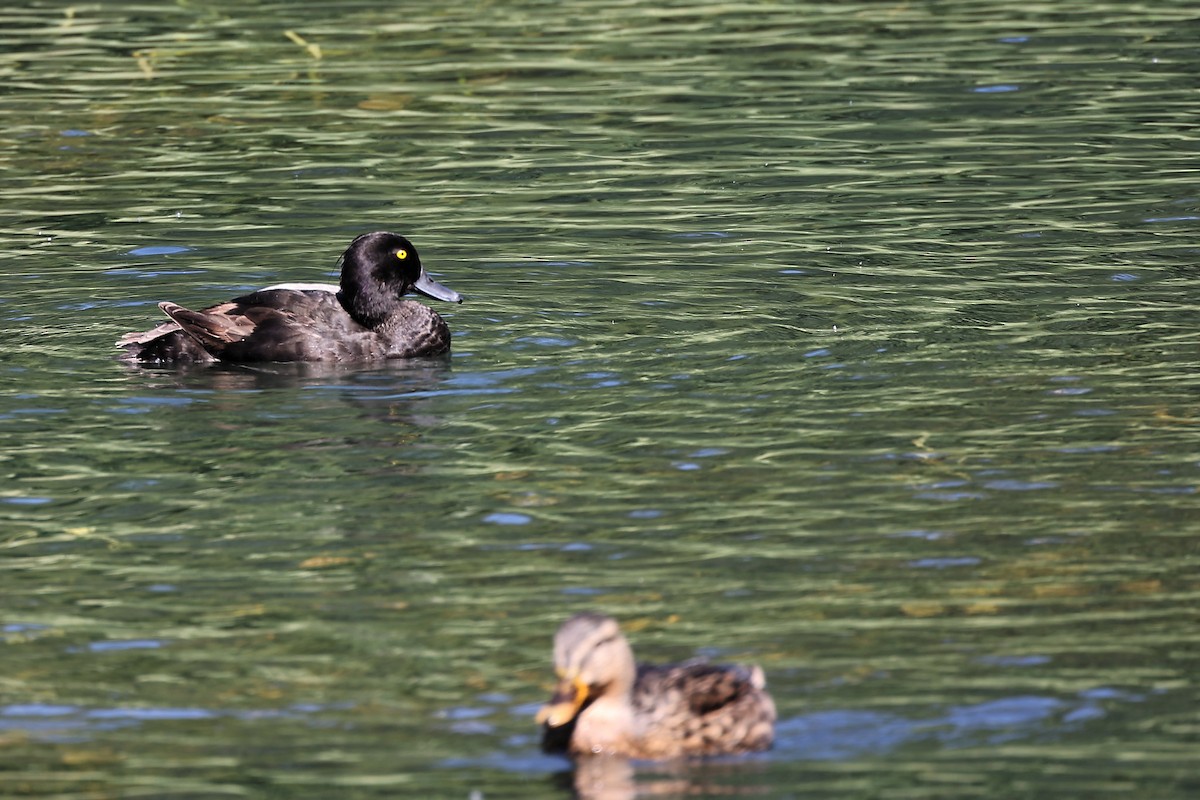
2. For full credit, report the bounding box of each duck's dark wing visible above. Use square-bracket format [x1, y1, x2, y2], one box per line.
[632, 660, 776, 756]
[117, 289, 343, 363]
[159, 289, 352, 362]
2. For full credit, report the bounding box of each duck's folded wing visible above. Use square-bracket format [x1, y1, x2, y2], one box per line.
[671, 663, 761, 716]
[160, 300, 252, 347]
[635, 661, 775, 754]
[116, 319, 182, 348]
[160, 290, 348, 361]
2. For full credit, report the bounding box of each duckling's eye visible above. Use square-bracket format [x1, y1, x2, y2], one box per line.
[395, 249, 408, 260]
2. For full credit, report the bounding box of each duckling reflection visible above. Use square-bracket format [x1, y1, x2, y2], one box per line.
[538, 613, 775, 760]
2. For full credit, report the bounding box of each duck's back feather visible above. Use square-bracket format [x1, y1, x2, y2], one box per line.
[126, 288, 450, 363]
[629, 661, 775, 757]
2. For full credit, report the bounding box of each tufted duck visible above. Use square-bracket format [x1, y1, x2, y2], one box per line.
[117, 231, 462, 364]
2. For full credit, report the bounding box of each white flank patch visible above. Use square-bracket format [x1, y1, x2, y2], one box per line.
[259, 282, 340, 293]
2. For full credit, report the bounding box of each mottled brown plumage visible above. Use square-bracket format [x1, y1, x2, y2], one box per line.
[538, 613, 775, 759]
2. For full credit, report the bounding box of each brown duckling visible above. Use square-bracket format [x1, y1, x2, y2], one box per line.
[537, 613, 775, 759]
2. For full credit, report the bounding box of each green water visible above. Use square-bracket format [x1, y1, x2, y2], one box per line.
[2, 1, 1198, 797]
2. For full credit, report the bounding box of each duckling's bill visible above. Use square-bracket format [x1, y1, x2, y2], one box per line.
[536, 673, 589, 727]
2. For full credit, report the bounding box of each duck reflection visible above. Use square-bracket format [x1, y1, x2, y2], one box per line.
[120, 356, 451, 393]
[116, 358, 455, 433]
[552, 753, 773, 800]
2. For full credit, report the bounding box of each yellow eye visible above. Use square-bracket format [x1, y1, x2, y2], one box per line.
[396, 249, 408, 260]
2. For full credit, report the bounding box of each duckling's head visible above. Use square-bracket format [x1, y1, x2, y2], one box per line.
[537, 613, 637, 729]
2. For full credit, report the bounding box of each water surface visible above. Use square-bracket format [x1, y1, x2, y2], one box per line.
[2, 1, 1198, 797]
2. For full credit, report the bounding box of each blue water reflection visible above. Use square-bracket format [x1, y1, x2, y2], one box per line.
[437, 687, 1151, 773]
[0, 702, 330, 741]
